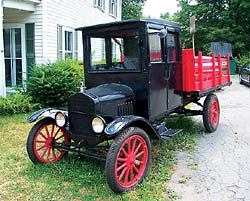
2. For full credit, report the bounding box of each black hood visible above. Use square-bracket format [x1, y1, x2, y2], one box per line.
[85, 83, 134, 103]
[69, 83, 135, 118]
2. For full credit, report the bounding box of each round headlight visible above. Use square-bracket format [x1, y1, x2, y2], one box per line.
[92, 117, 105, 133]
[55, 112, 66, 127]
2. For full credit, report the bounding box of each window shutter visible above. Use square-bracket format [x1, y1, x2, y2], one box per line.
[25, 23, 35, 76]
[74, 31, 78, 59]
[57, 25, 63, 60]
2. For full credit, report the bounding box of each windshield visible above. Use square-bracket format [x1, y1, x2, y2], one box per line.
[89, 31, 139, 71]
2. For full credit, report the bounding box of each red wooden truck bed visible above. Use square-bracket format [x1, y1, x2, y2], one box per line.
[182, 49, 231, 97]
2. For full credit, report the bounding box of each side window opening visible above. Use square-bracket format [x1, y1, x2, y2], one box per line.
[148, 29, 163, 63]
[167, 33, 178, 63]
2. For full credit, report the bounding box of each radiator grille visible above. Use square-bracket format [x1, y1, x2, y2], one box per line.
[69, 96, 94, 114]
[118, 101, 134, 116]
[68, 94, 95, 135]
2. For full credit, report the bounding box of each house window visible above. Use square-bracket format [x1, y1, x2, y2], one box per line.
[109, 0, 117, 17]
[65, 31, 73, 59]
[94, 0, 105, 11]
[57, 25, 78, 60]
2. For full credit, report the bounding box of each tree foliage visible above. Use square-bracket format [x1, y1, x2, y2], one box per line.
[175, 0, 250, 57]
[122, 0, 146, 20]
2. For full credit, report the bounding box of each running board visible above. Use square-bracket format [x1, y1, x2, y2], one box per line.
[155, 122, 182, 140]
[158, 128, 182, 140]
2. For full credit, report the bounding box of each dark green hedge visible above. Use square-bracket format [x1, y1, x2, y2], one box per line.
[26, 59, 84, 106]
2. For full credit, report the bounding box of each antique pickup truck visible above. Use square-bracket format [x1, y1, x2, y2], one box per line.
[26, 19, 231, 193]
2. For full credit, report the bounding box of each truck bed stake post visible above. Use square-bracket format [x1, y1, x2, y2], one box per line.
[218, 53, 222, 85]
[212, 53, 216, 87]
[198, 51, 203, 90]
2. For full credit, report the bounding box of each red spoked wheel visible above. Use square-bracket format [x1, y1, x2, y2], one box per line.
[203, 94, 220, 132]
[106, 127, 151, 194]
[27, 118, 69, 164]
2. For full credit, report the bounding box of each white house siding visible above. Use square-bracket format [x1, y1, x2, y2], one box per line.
[43, 0, 122, 62]
[3, 3, 43, 64]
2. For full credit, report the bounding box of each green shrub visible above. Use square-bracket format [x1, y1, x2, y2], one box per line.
[0, 93, 34, 115]
[26, 59, 84, 106]
[236, 54, 250, 72]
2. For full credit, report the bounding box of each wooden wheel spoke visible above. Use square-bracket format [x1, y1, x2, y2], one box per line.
[36, 144, 46, 152]
[52, 149, 57, 159]
[117, 162, 127, 172]
[39, 132, 47, 140]
[36, 140, 46, 144]
[47, 148, 51, 161]
[41, 147, 48, 158]
[134, 142, 142, 155]
[131, 138, 137, 153]
[124, 167, 130, 184]
[126, 138, 131, 154]
[45, 125, 51, 138]
[121, 147, 128, 157]
[132, 164, 139, 174]
[53, 127, 61, 139]
[129, 168, 134, 181]
[118, 167, 128, 181]
[55, 134, 64, 141]
[51, 124, 55, 137]
[135, 150, 144, 159]
[117, 157, 126, 162]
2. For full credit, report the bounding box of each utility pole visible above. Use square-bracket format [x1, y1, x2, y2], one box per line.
[190, 16, 196, 56]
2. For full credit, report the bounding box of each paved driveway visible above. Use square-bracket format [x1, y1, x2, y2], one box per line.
[169, 76, 250, 200]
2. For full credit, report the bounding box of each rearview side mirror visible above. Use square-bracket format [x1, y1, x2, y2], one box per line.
[158, 29, 167, 38]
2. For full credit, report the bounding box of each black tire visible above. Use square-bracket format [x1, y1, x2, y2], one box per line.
[105, 127, 151, 194]
[203, 94, 220, 132]
[26, 118, 69, 164]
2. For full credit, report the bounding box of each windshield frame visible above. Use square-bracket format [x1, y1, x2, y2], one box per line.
[83, 30, 143, 73]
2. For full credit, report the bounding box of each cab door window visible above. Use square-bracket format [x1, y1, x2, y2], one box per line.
[148, 30, 163, 62]
[167, 33, 178, 62]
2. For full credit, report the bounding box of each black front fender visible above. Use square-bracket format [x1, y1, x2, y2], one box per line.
[27, 108, 68, 123]
[104, 115, 157, 138]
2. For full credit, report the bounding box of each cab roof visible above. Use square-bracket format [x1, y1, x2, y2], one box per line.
[76, 19, 181, 34]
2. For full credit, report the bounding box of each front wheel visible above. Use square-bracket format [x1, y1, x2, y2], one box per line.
[105, 127, 151, 194]
[26, 118, 69, 164]
[203, 94, 220, 132]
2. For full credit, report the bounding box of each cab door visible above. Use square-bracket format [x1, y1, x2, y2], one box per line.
[148, 29, 167, 121]
[165, 31, 182, 112]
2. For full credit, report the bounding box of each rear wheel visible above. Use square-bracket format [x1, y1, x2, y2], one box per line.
[203, 94, 220, 132]
[105, 127, 151, 194]
[26, 118, 69, 164]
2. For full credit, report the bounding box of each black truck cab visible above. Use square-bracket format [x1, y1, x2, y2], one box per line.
[77, 19, 182, 122]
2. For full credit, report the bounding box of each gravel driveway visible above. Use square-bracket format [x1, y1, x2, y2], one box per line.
[168, 76, 250, 200]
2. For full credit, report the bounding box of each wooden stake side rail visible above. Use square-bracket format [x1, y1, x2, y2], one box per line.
[182, 49, 231, 93]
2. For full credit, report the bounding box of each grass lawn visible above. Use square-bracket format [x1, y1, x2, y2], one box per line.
[0, 114, 201, 200]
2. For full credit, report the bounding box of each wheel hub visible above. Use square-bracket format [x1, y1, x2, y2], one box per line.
[127, 154, 136, 167]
